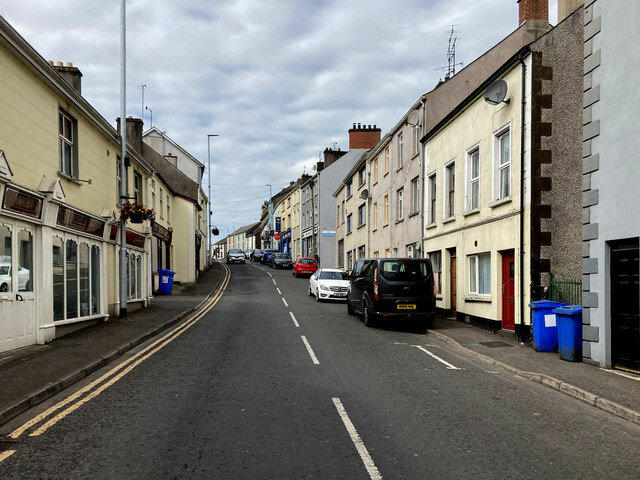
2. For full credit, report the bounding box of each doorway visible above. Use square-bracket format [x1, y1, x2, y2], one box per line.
[611, 240, 639, 372]
[501, 250, 515, 331]
[449, 249, 457, 318]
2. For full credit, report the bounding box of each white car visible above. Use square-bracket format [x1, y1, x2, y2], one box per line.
[308, 268, 350, 302]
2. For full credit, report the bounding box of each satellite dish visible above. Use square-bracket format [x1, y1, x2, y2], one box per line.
[360, 189, 369, 200]
[407, 109, 420, 127]
[484, 79, 510, 105]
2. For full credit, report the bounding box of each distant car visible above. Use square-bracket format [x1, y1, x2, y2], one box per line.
[250, 249, 263, 261]
[268, 252, 293, 269]
[261, 249, 276, 264]
[226, 248, 246, 264]
[244, 249, 253, 259]
[0, 264, 30, 292]
[308, 268, 350, 302]
[292, 257, 318, 277]
[347, 258, 435, 331]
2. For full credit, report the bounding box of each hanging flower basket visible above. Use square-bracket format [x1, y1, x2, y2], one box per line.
[120, 202, 154, 223]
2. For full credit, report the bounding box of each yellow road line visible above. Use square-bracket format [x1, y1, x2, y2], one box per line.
[9, 265, 230, 440]
[0, 450, 16, 463]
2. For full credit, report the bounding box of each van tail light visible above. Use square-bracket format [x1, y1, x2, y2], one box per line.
[373, 267, 379, 300]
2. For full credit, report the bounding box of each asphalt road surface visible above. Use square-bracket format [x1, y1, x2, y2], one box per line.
[1, 262, 639, 479]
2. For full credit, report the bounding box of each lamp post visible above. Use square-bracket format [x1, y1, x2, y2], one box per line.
[207, 134, 219, 268]
[266, 184, 273, 248]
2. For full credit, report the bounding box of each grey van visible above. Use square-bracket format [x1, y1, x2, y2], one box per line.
[347, 258, 436, 332]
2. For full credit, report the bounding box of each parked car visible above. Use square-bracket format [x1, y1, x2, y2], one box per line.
[268, 252, 293, 269]
[347, 258, 435, 332]
[250, 249, 263, 261]
[260, 249, 276, 264]
[244, 249, 253, 259]
[308, 269, 350, 302]
[226, 248, 246, 264]
[292, 257, 318, 277]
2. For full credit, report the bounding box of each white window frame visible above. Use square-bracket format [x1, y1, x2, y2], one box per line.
[397, 131, 404, 169]
[430, 251, 442, 295]
[358, 166, 366, 187]
[466, 145, 480, 211]
[59, 109, 76, 178]
[347, 214, 353, 234]
[397, 188, 404, 221]
[494, 125, 512, 201]
[445, 160, 455, 218]
[468, 252, 491, 295]
[411, 176, 420, 215]
[428, 173, 436, 224]
[358, 203, 366, 227]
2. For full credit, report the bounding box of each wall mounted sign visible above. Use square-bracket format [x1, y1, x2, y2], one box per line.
[57, 205, 105, 237]
[2, 185, 42, 219]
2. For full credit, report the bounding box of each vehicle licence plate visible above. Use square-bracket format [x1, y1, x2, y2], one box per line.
[335, 292, 347, 296]
[397, 304, 416, 310]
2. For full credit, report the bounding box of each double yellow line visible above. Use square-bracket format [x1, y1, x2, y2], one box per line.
[1, 263, 230, 460]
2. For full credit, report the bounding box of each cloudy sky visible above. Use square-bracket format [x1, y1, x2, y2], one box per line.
[1, 0, 557, 239]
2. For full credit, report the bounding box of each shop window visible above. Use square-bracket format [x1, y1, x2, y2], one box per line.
[0, 225, 12, 292]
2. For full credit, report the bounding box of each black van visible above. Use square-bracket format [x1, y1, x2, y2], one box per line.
[347, 258, 435, 332]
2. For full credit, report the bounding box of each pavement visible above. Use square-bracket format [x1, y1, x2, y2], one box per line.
[0, 261, 638, 428]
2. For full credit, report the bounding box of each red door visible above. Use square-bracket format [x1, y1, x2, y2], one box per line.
[450, 254, 457, 318]
[501, 251, 515, 331]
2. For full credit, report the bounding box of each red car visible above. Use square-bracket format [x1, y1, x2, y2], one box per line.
[292, 257, 318, 277]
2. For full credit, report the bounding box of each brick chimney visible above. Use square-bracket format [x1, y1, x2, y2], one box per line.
[50, 61, 82, 94]
[116, 116, 144, 154]
[517, 0, 548, 25]
[348, 123, 381, 150]
[323, 147, 347, 168]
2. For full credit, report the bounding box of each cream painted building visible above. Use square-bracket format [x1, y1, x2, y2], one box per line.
[0, 16, 157, 352]
[334, 155, 369, 270]
[423, 64, 527, 332]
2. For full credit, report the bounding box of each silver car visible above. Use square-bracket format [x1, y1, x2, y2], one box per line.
[226, 248, 246, 264]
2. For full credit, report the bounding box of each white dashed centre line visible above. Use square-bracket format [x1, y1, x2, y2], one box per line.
[282, 298, 289, 307]
[277, 288, 282, 294]
[301, 336, 319, 364]
[332, 398, 382, 480]
[272, 278, 277, 285]
[289, 312, 300, 327]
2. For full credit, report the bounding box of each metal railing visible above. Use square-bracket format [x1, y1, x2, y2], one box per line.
[549, 273, 582, 306]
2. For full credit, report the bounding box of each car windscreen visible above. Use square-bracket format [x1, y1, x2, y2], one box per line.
[272, 253, 288, 259]
[300, 259, 316, 264]
[229, 249, 243, 254]
[253, 250, 263, 254]
[319, 271, 348, 280]
[379, 260, 431, 281]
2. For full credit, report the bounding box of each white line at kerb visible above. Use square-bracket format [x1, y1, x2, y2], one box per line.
[332, 398, 382, 480]
[412, 345, 461, 370]
[289, 312, 300, 327]
[282, 298, 289, 307]
[301, 336, 319, 364]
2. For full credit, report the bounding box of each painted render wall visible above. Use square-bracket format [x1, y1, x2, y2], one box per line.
[581, 0, 640, 366]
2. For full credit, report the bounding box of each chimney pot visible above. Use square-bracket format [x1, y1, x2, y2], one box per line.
[65, 62, 73, 67]
[48, 60, 54, 66]
[56, 61, 63, 66]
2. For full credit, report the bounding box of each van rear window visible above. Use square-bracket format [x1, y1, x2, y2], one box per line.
[379, 260, 431, 281]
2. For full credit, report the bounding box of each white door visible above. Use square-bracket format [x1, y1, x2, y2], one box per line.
[0, 221, 37, 353]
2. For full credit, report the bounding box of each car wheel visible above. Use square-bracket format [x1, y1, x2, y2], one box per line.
[315, 290, 321, 302]
[308, 287, 314, 297]
[0, 283, 7, 292]
[363, 297, 376, 328]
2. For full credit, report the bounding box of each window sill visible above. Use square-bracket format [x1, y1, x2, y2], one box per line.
[396, 166, 403, 172]
[384, 171, 389, 177]
[372, 228, 377, 232]
[347, 194, 353, 200]
[426, 222, 437, 230]
[489, 197, 512, 209]
[411, 153, 420, 161]
[357, 223, 366, 229]
[383, 223, 389, 228]
[346, 231, 352, 236]
[409, 211, 419, 218]
[442, 216, 455, 225]
[358, 183, 366, 190]
[463, 208, 480, 218]
[435, 295, 443, 300]
[395, 218, 404, 224]
[464, 295, 492, 303]
[57, 171, 84, 186]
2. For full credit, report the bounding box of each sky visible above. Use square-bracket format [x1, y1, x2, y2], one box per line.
[1, 0, 557, 239]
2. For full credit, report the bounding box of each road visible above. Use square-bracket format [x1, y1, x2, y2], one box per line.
[1, 262, 639, 479]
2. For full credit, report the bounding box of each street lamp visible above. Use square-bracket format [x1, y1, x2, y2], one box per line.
[207, 134, 219, 268]
[266, 184, 273, 248]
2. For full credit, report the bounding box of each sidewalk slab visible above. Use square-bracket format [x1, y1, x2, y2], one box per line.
[430, 316, 640, 424]
[0, 263, 226, 427]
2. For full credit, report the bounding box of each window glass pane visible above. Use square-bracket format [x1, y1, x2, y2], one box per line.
[136, 255, 142, 298]
[500, 167, 510, 199]
[66, 239, 78, 319]
[479, 254, 491, 294]
[91, 245, 100, 315]
[53, 237, 64, 321]
[18, 229, 33, 292]
[0, 225, 12, 292]
[79, 243, 90, 316]
[471, 152, 479, 178]
[469, 256, 477, 293]
[471, 181, 479, 209]
[500, 133, 510, 165]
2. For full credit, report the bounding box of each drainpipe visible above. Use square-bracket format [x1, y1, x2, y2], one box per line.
[519, 54, 527, 343]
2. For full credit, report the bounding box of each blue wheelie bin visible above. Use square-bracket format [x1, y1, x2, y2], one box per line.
[529, 300, 567, 352]
[553, 305, 583, 362]
[157, 269, 176, 295]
